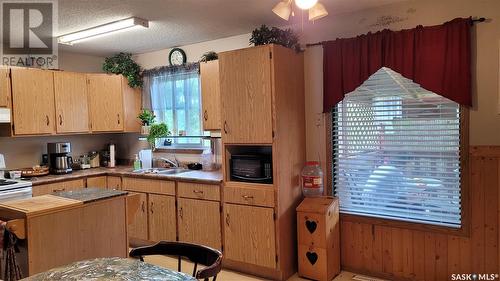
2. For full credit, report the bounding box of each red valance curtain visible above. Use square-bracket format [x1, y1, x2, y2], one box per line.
[323, 18, 472, 112]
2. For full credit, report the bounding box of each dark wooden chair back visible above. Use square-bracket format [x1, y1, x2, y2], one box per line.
[129, 241, 223, 281]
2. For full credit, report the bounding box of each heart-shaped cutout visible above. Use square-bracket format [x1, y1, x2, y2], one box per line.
[306, 251, 318, 265]
[305, 220, 317, 234]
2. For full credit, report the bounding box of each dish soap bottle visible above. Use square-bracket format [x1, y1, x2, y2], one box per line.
[133, 154, 141, 170]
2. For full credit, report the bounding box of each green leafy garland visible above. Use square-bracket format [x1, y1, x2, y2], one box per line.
[249, 25, 301, 52]
[102, 52, 143, 88]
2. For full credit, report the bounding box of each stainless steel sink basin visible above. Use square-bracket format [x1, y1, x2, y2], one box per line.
[132, 168, 190, 175]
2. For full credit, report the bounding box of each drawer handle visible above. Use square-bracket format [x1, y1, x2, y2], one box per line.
[242, 195, 254, 200]
[45, 115, 50, 126]
[204, 110, 208, 121]
[225, 213, 230, 226]
[223, 121, 228, 134]
[193, 190, 204, 194]
[59, 114, 63, 126]
[179, 207, 183, 219]
[52, 188, 65, 192]
[117, 114, 120, 125]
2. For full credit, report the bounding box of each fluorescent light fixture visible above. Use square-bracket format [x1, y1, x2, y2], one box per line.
[58, 17, 149, 45]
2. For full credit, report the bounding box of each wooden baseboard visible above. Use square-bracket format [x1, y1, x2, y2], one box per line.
[222, 259, 283, 280]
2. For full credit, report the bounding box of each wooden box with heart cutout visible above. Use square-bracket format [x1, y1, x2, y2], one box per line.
[296, 197, 340, 281]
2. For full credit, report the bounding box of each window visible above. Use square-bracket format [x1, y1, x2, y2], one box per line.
[332, 67, 462, 228]
[149, 65, 203, 148]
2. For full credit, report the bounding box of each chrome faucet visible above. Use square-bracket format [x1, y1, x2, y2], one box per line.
[157, 156, 180, 168]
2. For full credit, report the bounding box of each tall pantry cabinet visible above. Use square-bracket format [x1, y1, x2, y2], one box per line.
[219, 44, 306, 281]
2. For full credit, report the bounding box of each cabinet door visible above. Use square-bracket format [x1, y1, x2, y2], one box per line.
[86, 176, 107, 188]
[219, 46, 273, 143]
[178, 198, 221, 249]
[0, 68, 11, 108]
[148, 194, 176, 242]
[87, 74, 124, 132]
[122, 79, 142, 133]
[11, 68, 55, 135]
[200, 60, 221, 130]
[127, 192, 148, 240]
[107, 176, 122, 190]
[54, 72, 89, 133]
[224, 203, 276, 268]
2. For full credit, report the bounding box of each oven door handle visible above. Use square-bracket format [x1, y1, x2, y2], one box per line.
[231, 174, 272, 182]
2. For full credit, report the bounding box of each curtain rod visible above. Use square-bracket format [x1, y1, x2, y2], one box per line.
[305, 17, 486, 48]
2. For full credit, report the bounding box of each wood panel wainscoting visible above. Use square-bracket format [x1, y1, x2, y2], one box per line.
[334, 146, 499, 281]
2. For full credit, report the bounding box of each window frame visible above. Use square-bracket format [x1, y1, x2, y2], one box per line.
[326, 106, 470, 237]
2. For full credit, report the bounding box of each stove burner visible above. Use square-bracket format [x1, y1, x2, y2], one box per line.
[0, 179, 17, 186]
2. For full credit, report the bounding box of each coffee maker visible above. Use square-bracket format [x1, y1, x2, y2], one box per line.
[48, 142, 73, 174]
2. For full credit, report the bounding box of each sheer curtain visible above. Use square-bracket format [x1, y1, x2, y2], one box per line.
[142, 63, 202, 147]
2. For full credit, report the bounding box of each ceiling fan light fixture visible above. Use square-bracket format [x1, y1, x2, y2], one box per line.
[272, 1, 292, 21]
[309, 2, 328, 21]
[295, 0, 318, 10]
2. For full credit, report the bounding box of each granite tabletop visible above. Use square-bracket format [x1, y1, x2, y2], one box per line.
[27, 166, 223, 186]
[22, 257, 196, 281]
[53, 188, 128, 203]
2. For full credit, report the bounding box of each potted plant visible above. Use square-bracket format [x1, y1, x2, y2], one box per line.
[138, 109, 156, 135]
[146, 123, 170, 151]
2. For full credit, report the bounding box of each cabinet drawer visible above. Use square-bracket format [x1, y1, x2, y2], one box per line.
[122, 177, 175, 195]
[33, 179, 85, 196]
[224, 183, 274, 207]
[178, 182, 220, 201]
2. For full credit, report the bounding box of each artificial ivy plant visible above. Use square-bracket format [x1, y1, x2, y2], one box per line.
[102, 52, 143, 88]
[249, 25, 301, 52]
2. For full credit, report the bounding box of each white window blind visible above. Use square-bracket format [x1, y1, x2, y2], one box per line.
[333, 67, 462, 228]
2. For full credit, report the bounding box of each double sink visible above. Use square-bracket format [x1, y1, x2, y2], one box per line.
[132, 167, 191, 175]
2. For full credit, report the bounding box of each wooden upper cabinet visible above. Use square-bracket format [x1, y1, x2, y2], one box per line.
[122, 79, 142, 133]
[200, 60, 221, 131]
[219, 46, 273, 144]
[0, 68, 11, 108]
[11, 68, 55, 135]
[87, 74, 124, 132]
[53, 71, 90, 133]
[224, 203, 276, 268]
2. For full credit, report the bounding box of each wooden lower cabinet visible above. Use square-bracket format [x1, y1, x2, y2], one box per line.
[107, 176, 122, 190]
[127, 192, 148, 240]
[86, 176, 107, 188]
[32, 179, 85, 196]
[223, 203, 276, 268]
[178, 198, 221, 249]
[148, 194, 176, 242]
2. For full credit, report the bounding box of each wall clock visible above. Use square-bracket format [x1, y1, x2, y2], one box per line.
[169, 48, 187, 66]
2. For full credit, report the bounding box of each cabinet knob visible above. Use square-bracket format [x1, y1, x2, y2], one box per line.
[204, 110, 208, 121]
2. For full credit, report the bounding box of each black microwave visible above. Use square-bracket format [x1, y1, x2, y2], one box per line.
[230, 154, 272, 184]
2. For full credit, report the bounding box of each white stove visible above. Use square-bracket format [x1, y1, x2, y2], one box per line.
[0, 154, 33, 202]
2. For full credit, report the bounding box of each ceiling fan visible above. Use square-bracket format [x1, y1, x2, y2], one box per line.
[272, 0, 328, 21]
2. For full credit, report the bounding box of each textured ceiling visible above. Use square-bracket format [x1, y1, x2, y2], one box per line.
[58, 0, 408, 56]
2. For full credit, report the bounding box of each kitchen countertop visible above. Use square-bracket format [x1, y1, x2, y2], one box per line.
[27, 166, 223, 186]
[53, 187, 128, 203]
